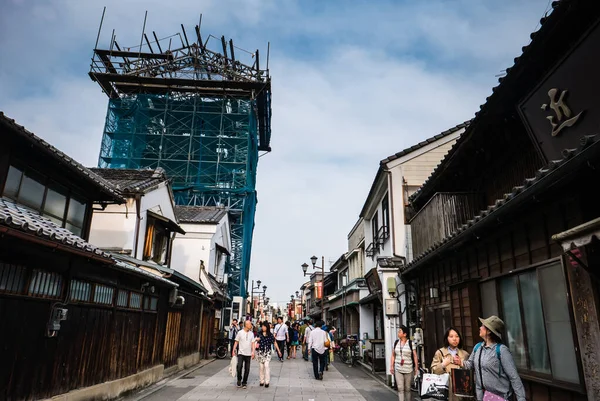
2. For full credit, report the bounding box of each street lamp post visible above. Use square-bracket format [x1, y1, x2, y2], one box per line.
[250, 280, 266, 319]
[301, 255, 325, 322]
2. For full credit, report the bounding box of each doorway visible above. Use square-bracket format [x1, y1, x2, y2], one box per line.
[424, 304, 451, 368]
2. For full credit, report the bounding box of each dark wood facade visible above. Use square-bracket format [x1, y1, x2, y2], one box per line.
[0, 113, 215, 400]
[405, 2, 600, 400]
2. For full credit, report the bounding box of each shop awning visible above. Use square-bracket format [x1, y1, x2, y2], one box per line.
[359, 292, 381, 305]
[552, 217, 600, 251]
[328, 302, 359, 312]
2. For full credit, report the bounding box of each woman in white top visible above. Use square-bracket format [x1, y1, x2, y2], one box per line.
[390, 325, 418, 401]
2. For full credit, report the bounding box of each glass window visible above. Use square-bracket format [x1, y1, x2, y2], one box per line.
[0, 263, 26, 294]
[539, 263, 580, 384]
[480, 280, 498, 317]
[117, 290, 129, 307]
[144, 296, 150, 310]
[3, 166, 23, 198]
[519, 271, 550, 374]
[93, 285, 114, 305]
[70, 280, 91, 302]
[150, 297, 158, 311]
[19, 173, 45, 210]
[493, 261, 580, 384]
[44, 185, 67, 221]
[28, 270, 62, 298]
[67, 197, 86, 228]
[499, 277, 527, 369]
[65, 222, 82, 237]
[130, 292, 142, 309]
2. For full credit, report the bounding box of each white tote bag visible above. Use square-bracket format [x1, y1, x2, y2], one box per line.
[421, 373, 449, 401]
[229, 355, 238, 378]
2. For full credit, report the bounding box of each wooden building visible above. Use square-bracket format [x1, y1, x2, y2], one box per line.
[0, 113, 214, 400]
[403, 1, 600, 400]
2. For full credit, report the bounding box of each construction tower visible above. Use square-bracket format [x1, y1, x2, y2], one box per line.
[89, 17, 272, 298]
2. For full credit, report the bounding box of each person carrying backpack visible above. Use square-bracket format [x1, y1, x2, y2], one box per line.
[457, 316, 525, 401]
[390, 325, 419, 401]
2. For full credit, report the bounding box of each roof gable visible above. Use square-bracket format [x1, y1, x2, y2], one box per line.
[90, 168, 168, 195]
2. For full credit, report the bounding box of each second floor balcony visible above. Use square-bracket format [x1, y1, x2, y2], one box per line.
[409, 192, 485, 258]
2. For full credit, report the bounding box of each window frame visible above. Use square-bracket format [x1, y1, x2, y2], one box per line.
[480, 257, 584, 391]
[2, 163, 88, 236]
[381, 194, 389, 232]
[143, 215, 171, 265]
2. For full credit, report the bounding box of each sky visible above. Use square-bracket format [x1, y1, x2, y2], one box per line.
[0, 0, 552, 305]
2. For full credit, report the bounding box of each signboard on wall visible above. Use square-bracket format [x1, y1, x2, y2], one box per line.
[519, 20, 600, 162]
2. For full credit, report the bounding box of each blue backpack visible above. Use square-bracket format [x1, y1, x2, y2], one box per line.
[473, 342, 504, 377]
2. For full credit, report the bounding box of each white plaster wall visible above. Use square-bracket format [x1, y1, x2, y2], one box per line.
[171, 222, 217, 283]
[359, 298, 375, 357]
[89, 199, 137, 252]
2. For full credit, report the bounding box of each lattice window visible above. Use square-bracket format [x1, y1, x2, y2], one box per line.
[70, 280, 91, 302]
[0, 263, 27, 294]
[93, 285, 114, 305]
[28, 270, 63, 299]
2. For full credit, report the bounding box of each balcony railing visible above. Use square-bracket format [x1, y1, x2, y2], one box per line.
[376, 225, 389, 247]
[409, 192, 485, 258]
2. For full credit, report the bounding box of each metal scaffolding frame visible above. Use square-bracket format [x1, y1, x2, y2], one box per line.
[90, 12, 272, 298]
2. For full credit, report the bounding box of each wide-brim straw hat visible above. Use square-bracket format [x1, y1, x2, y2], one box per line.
[479, 315, 504, 339]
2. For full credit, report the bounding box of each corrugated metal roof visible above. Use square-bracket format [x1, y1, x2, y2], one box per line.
[0, 198, 177, 287]
[174, 206, 227, 224]
[90, 168, 168, 195]
[403, 134, 600, 275]
[0, 112, 124, 203]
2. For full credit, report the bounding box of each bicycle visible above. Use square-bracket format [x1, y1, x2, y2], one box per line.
[210, 335, 229, 359]
[338, 335, 361, 366]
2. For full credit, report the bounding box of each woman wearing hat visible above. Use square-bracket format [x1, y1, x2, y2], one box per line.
[456, 316, 525, 401]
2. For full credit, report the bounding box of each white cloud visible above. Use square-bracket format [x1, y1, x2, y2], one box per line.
[0, 0, 551, 304]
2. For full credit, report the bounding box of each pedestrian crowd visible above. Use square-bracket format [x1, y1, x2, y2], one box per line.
[228, 317, 335, 389]
[228, 313, 525, 401]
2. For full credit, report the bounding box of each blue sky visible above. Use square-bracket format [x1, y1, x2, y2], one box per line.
[0, 0, 551, 305]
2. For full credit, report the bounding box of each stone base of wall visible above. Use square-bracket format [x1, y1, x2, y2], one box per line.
[42, 353, 204, 401]
[43, 365, 164, 401]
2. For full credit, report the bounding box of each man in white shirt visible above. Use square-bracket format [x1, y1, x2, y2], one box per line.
[303, 319, 313, 361]
[273, 316, 289, 362]
[232, 320, 255, 388]
[308, 320, 328, 380]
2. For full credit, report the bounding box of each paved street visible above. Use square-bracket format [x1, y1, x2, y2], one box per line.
[130, 356, 401, 401]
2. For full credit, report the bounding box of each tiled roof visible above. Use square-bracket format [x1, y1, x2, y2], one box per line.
[90, 168, 168, 194]
[0, 198, 177, 287]
[402, 134, 600, 275]
[0, 198, 112, 260]
[207, 273, 227, 298]
[174, 206, 227, 224]
[409, 0, 575, 205]
[0, 113, 124, 203]
[380, 121, 470, 165]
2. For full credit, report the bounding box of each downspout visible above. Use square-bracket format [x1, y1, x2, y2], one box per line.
[133, 195, 142, 258]
[198, 299, 205, 355]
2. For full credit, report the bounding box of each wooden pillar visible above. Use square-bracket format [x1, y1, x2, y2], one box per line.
[566, 249, 600, 400]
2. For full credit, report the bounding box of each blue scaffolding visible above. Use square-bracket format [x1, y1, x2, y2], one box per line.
[90, 22, 271, 298]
